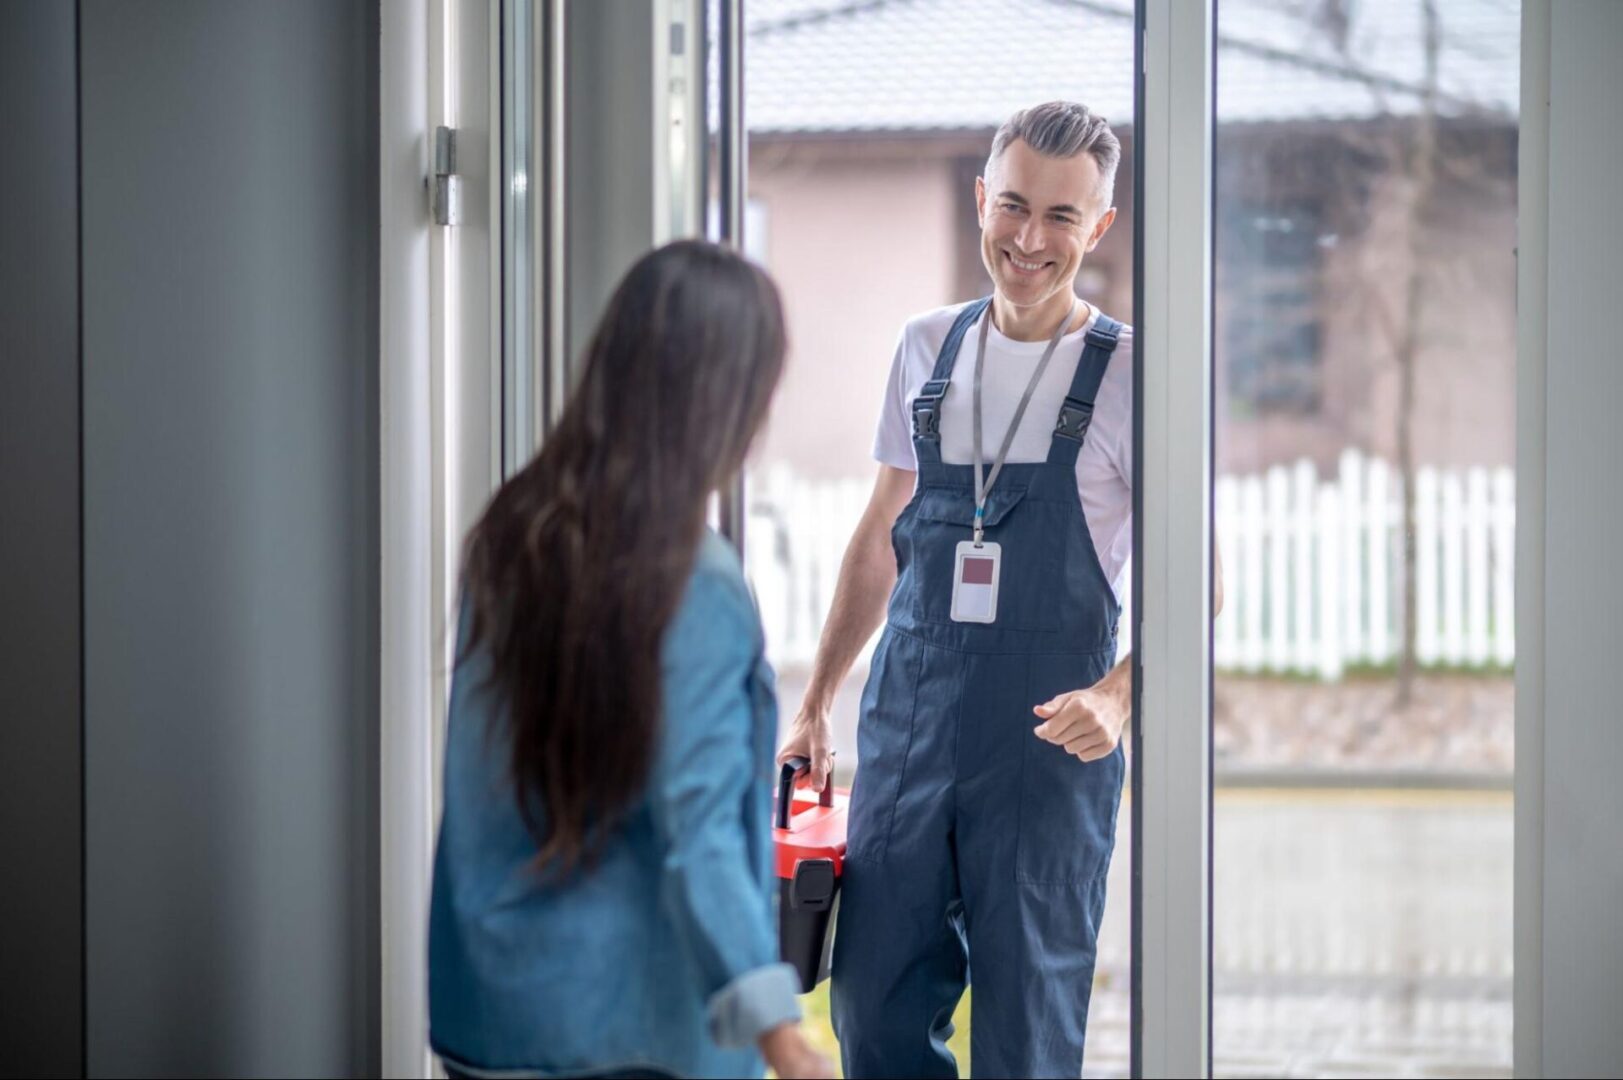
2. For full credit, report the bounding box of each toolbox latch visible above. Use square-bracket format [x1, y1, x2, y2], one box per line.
[790, 858, 836, 911]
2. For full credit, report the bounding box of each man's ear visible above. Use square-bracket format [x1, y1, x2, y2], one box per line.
[1087, 206, 1118, 252]
[975, 174, 989, 228]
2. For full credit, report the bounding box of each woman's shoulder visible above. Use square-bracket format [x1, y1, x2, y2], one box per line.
[667, 529, 761, 655]
[693, 527, 747, 583]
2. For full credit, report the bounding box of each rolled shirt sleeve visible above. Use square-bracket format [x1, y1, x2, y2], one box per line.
[705, 959, 803, 1049]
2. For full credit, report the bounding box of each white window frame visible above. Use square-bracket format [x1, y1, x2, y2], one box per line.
[1134, 1, 1215, 1075]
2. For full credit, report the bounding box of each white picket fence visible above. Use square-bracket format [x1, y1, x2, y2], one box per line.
[743, 467, 876, 671]
[743, 449, 1516, 680]
[1218, 450, 1516, 678]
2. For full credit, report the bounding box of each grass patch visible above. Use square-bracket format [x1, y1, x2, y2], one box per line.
[1216, 660, 1514, 682]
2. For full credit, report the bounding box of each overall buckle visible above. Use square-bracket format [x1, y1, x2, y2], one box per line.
[1055, 396, 1094, 441]
[911, 378, 950, 441]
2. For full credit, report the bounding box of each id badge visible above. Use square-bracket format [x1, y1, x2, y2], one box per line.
[951, 540, 1001, 624]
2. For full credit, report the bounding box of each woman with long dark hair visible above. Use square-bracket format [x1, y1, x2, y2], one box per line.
[429, 241, 832, 1080]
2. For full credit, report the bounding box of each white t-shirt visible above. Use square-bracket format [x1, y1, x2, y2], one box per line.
[872, 301, 1135, 602]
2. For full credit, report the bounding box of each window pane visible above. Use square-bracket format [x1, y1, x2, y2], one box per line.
[1212, 2, 1520, 1075]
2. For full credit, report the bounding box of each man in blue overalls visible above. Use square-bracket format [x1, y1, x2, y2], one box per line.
[779, 101, 1217, 1078]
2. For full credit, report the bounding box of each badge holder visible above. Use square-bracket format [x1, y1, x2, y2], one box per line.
[951, 540, 1001, 623]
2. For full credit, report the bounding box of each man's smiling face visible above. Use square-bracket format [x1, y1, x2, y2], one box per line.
[976, 138, 1115, 316]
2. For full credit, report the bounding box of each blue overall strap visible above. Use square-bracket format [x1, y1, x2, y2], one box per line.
[911, 297, 993, 466]
[1047, 313, 1124, 466]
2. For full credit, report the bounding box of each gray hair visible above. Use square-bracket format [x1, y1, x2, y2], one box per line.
[985, 101, 1120, 211]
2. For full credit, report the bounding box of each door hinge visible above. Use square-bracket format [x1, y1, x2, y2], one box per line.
[432, 125, 460, 226]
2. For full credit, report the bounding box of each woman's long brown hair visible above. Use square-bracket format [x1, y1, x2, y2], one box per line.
[459, 240, 786, 873]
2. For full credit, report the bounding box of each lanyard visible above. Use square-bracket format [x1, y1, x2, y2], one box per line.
[971, 298, 1078, 546]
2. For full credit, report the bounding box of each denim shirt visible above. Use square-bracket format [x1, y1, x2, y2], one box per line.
[429, 530, 801, 1079]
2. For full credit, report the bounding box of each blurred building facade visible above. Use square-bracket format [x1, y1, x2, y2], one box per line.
[743, 0, 1519, 480]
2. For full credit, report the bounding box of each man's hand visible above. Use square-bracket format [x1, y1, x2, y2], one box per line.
[1032, 660, 1131, 762]
[776, 707, 835, 793]
[1030, 534, 1211, 763]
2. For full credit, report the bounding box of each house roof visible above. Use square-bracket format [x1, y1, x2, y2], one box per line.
[742, 0, 1520, 135]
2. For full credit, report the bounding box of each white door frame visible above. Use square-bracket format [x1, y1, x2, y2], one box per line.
[1134, 1, 1216, 1075]
[379, 1, 434, 1075]
[1515, 2, 1623, 1076]
[380, 0, 500, 1076]
[1514, 6, 1548, 1075]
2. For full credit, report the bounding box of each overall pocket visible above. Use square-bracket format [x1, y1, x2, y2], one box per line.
[843, 632, 918, 863]
[904, 485, 1065, 633]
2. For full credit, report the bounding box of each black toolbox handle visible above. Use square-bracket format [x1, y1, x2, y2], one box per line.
[776, 756, 834, 830]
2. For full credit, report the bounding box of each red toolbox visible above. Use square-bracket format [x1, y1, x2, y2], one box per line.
[773, 757, 848, 993]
